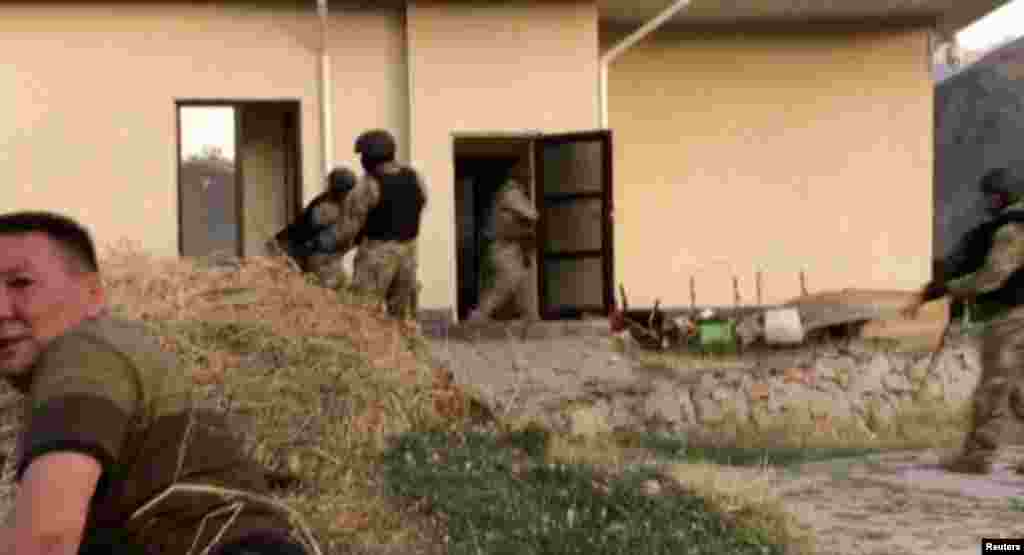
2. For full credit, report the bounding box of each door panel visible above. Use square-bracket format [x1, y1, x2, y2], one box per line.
[542, 198, 603, 253]
[240, 104, 292, 257]
[535, 130, 613, 319]
[543, 258, 605, 308]
[178, 106, 239, 258]
[281, 108, 301, 222]
[539, 139, 605, 195]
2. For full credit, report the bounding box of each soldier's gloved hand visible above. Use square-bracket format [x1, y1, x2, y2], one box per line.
[903, 281, 948, 319]
[920, 280, 949, 302]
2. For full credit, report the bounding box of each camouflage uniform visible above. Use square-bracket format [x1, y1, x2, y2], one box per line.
[348, 167, 428, 320]
[926, 199, 1024, 473]
[303, 200, 351, 288]
[267, 168, 358, 289]
[468, 178, 539, 321]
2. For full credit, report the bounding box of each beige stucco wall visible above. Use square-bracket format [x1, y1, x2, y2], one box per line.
[406, 0, 600, 313]
[4, 3, 933, 318]
[0, 3, 405, 258]
[607, 26, 934, 308]
[326, 7, 410, 178]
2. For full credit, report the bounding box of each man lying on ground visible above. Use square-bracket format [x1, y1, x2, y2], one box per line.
[0, 211, 311, 555]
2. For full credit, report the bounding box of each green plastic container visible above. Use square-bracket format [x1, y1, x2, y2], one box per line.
[697, 319, 738, 355]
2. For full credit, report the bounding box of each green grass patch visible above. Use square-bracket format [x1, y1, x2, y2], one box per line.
[633, 431, 882, 467]
[382, 429, 787, 555]
[1010, 498, 1024, 512]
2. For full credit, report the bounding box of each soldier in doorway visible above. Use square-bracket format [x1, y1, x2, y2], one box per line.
[266, 165, 358, 288]
[347, 129, 428, 324]
[467, 159, 539, 322]
[906, 167, 1024, 474]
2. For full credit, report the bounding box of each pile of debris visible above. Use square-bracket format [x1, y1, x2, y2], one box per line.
[610, 286, 951, 354]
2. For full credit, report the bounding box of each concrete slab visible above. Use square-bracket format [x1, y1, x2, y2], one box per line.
[891, 462, 1024, 499]
[841, 448, 1024, 501]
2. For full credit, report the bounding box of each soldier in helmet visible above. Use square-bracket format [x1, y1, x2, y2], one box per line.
[906, 167, 1024, 474]
[345, 129, 427, 323]
[467, 159, 539, 322]
[266, 166, 358, 288]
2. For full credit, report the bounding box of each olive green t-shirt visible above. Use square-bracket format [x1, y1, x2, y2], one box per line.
[9, 316, 294, 554]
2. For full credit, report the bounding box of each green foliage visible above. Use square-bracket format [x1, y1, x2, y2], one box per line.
[634, 431, 882, 467]
[382, 430, 787, 555]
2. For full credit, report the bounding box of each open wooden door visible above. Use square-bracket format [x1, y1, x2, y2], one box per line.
[238, 101, 302, 257]
[534, 130, 614, 320]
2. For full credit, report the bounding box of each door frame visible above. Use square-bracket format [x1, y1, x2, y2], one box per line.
[451, 133, 541, 321]
[534, 129, 615, 320]
[175, 99, 304, 258]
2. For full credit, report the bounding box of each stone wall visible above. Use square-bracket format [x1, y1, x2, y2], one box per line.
[564, 335, 982, 443]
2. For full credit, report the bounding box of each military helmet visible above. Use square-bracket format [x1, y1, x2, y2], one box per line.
[354, 129, 397, 161]
[327, 166, 357, 195]
[505, 157, 530, 185]
[980, 168, 1017, 196]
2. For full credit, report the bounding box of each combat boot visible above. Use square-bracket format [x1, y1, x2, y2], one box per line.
[465, 308, 491, 323]
[943, 452, 994, 475]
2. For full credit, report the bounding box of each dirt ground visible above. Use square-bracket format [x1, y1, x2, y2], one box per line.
[771, 447, 1024, 555]
[426, 325, 1024, 555]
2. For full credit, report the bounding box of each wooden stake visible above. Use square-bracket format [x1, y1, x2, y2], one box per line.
[756, 270, 763, 306]
[689, 276, 696, 311]
[799, 270, 808, 296]
[733, 276, 740, 308]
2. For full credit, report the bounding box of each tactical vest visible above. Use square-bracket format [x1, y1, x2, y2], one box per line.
[273, 192, 344, 268]
[953, 210, 1024, 308]
[363, 168, 425, 242]
[276, 193, 332, 244]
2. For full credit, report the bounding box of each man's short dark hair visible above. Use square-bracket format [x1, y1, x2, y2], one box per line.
[0, 211, 99, 273]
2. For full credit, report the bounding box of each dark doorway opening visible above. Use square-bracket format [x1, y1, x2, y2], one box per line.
[452, 130, 615, 322]
[453, 137, 534, 321]
[176, 100, 303, 259]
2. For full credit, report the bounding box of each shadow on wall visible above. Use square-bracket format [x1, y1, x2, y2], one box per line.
[934, 35, 1024, 265]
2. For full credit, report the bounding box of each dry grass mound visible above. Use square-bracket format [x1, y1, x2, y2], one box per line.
[100, 242, 425, 379]
[665, 462, 815, 554]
